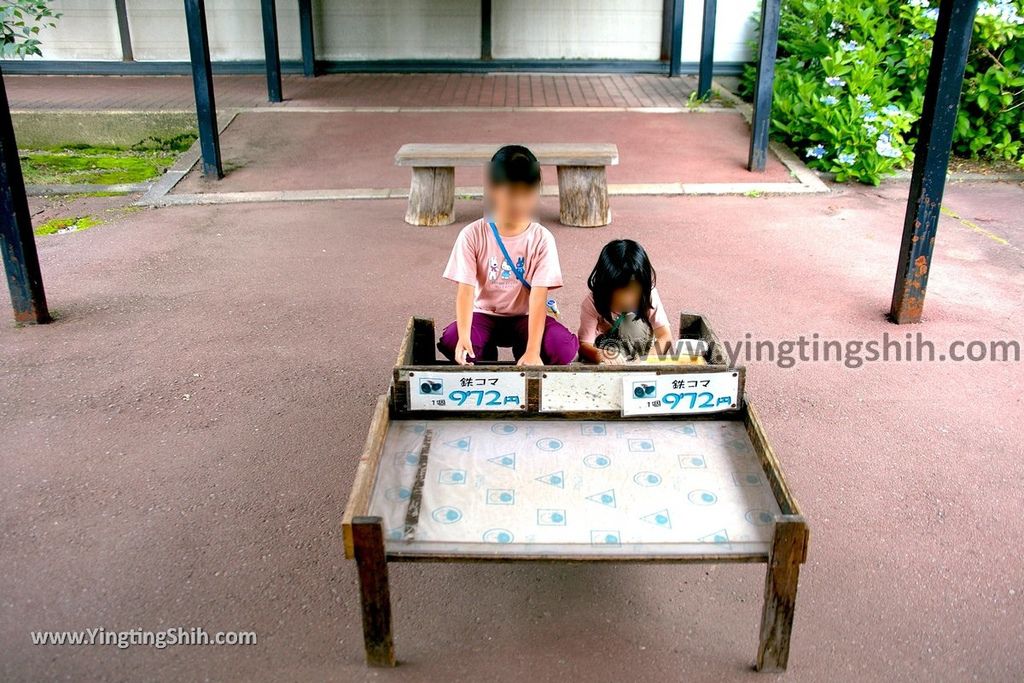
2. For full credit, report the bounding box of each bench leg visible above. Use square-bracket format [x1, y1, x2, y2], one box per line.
[557, 165, 611, 227]
[756, 516, 808, 672]
[352, 516, 396, 667]
[405, 166, 455, 226]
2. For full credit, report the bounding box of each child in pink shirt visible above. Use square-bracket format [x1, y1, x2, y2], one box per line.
[578, 239, 674, 363]
[438, 145, 579, 366]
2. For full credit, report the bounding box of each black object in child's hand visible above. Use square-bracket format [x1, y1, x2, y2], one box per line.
[595, 312, 653, 361]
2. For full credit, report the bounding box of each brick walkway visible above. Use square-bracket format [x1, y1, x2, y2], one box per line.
[7, 73, 708, 111]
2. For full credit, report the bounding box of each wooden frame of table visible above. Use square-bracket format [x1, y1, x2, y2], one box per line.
[341, 316, 808, 672]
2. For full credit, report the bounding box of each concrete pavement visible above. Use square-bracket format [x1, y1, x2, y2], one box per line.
[2, 179, 1023, 681]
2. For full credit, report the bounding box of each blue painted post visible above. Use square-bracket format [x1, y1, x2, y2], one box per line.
[890, 0, 979, 324]
[748, 0, 781, 171]
[184, 0, 222, 178]
[298, 0, 316, 77]
[481, 0, 492, 60]
[697, 0, 717, 98]
[0, 68, 50, 324]
[668, 0, 684, 77]
[261, 0, 282, 102]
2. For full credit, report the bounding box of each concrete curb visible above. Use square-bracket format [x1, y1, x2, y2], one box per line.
[241, 105, 737, 114]
[150, 178, 829, 208]
[26, 182, 151, 196]
[137, 111, 238, 206]
[140, 93, 828, 207]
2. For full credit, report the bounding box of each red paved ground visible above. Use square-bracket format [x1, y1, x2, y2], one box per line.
[2, 180, 1022, 682]
[7, 73, 710, 111]
[172, 110, 791, 193]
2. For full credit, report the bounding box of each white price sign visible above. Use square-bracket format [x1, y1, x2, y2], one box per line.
[407, 371, 527, 411]
[620, 372, 740, 416]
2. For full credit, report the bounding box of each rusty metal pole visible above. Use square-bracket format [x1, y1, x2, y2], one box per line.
[889, 0, 978, 324]
[0, 67, 50, 325]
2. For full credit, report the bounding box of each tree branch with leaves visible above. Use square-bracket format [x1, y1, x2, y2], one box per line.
[1, 0, 60, 59]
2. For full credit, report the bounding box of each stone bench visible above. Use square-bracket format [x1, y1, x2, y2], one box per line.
[394, 143, 619, 228]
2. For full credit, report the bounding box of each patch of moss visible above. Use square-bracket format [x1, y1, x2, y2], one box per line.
[80, 190, 131, 197]
[21, 150, 177, 185]
[35, 215, 102, 236]
[130, 132, 197, 153]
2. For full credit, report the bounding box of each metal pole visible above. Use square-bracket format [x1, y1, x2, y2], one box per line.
[261, 0, 282, 102]
[890, 0, 979, 324]
[298, 0, 316, 78]
[0, 68, 50, 324]
[668, 0, 684, 77]
[183, 0, 223, 178]
[114, 0, 134, 62]
[748, 0, 780, 171]
[481, 0, 492, 61]
[697, 0, 717, 97]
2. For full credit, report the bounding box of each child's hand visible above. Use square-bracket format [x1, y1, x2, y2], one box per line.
[598, 348, 627, 365]
[454, 337, 475, 365]
[517, 350, 544, 366]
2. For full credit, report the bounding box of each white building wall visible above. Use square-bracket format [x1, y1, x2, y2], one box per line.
[25, 0, 758, 64]
[683, 0, 759, 63]
[127, 0, 301, 62]
[26, 0, 120, 60]
[317, 1, 480, 60]
[492, 0, 663, 61]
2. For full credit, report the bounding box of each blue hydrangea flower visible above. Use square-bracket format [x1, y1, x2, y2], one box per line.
[856, 94, 872, 105]
[864, 123, 878, 136]
[837, 152, 857, 165]
[862, 110, 879, 122]
[839, 40, 861, 52]
[883, 118, 896, 129]
[882, 104, 901, 115]
[820, 95, 839, 106]
[825, 76, 846, 87]
[923, 8, 939, 20]
[908, 0, 930, 8]
[806, 144, 827, 159]
[978, 1, 1024, 24]
[875, 134, 902, 159]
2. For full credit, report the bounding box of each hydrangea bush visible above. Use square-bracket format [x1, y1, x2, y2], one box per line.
[740, 0, 1024, 185]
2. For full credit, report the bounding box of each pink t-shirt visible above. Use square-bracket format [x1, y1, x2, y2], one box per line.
[443, 218, 563, 317]
[577, 288, 672, 344]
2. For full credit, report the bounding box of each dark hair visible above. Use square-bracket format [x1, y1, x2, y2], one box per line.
[489, 145, 541, 187]
[587, 239, 657, 326]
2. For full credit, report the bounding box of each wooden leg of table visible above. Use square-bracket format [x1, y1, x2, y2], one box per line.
[405, 166, 455, 226]
[756, 516, 809, 672]
[352, 516, 396, 667]
[557, 165, 610, 227]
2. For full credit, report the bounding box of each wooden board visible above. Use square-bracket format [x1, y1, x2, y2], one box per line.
[744, 401, 802, 516]
[395, 143, 619, 167]
[539, 370, 655, 413]
[341, 396, 391, 559]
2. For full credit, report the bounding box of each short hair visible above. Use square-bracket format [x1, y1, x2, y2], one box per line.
[489, 144, 541, 186]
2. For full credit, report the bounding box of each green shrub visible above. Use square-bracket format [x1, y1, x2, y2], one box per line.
[740, 0, 1024, 184]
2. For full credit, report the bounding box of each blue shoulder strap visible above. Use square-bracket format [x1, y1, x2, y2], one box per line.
[488, 220, 531, 290]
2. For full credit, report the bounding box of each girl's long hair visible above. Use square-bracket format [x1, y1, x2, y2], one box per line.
[587, 239, 657, 327]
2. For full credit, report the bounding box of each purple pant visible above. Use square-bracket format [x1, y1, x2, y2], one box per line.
[438, 312, 579, 365]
